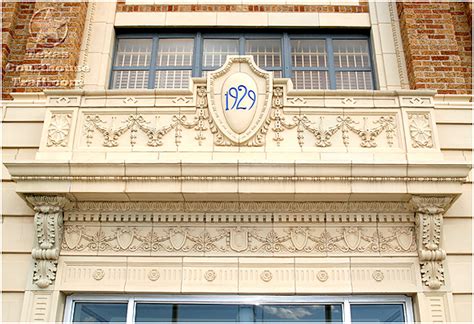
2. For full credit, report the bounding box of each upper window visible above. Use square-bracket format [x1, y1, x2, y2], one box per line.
[66, 295, 413, 324]
[111, 32, 374, 90]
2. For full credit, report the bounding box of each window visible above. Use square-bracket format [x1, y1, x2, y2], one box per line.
[111, 32, 375, 90]
[65, 295, 412, 323]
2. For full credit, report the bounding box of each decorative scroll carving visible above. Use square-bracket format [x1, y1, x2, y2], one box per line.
[408, 113, 433, 148]
[61, 222, 416, 256]
[47, 114, 72, 147]
[411, 196, 452, 289]
[26, 195, 70, 288]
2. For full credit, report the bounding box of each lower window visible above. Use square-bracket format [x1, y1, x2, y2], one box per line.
[65, 295, 413, 323]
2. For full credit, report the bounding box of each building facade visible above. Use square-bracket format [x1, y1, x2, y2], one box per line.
[1, 0, 472, 322]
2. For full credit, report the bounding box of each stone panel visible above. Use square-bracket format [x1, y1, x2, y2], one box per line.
[2, 216, 35, 253]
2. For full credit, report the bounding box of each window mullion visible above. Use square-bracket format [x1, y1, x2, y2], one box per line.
[326, 37, 337, 89]
[193, 32, 202, 77]
[239, 35, 245, 55]
[126, 297, 135, 324]
[148, 36, 159, 89]
[282, 33, 291, 79]
[344, 298, 352, 324]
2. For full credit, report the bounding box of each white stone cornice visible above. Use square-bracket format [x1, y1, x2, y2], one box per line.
[5, 161, 470, 202]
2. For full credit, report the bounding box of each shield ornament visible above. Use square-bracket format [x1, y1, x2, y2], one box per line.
[169, 228, 187, 250]
[343, 227, 362, 250]
[64, 226, 82, 250]
[115, 228, 135, 250]
[207, 56, 273, 144]
[290, 228, 308, 251]
[396, 228, 415, 251]
[229, 227, 249, 252]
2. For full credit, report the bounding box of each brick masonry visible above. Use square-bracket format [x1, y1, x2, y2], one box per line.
[2, 1, 88, 99]
[397, 1, 472, 94]
[1, 1, 471, 98]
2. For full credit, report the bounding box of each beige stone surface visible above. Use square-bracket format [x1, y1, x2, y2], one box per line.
[438, 124, 473, 149]
[2, 182, 33, 216]
[2, 254, 32, 291]
[445, 184, 472, 217]
[2, 123, 43, 147]
[453, 294, 472, 322]
[2, 216, 34, 253]
[2, 292, 24, 322]
[443, 218, 472, 253]
[446, 255, 472, 294]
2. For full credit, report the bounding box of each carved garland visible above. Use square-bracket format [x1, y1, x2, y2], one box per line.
[411, 196, 452, 289]
[26, 195, 70, 288]
[80, 85, 400, 149]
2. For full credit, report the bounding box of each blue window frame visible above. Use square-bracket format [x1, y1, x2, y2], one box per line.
[111, 31, 375, 90]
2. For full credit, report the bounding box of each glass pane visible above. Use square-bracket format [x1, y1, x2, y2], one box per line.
[112, 70, 149, 89]
[246, 39, 282, 69]
[203, 39, 239, 69]
[351, 304, 405, 323]
[333, 39, 370, 68]
[114, 39, 152, 67]
[256, 305, 343, 323]
[335, 71, 373, 90]
[72, 302, 127, 323]
[292, 70, 329, 89]
[291, 39, 327, 68]
[155, 70, 191, 89]
[157, 39, 194, 67]
[135, 304, 241, 323]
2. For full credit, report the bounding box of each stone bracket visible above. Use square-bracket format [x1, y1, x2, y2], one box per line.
[411, 196, 453, 290]
[26, 195, 70, 289]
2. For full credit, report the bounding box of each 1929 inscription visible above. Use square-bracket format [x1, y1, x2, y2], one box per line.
[225, 85, 256, 111]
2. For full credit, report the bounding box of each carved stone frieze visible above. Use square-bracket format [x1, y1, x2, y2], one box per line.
[26, 195, 70, 288]
[61, 221, 416, 256]
[410, 196, 452, 289]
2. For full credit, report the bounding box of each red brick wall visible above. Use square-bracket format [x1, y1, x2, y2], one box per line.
[397, 1, 472, 94]
[116, 1, 369, 13]
[2, 1, 88, 100]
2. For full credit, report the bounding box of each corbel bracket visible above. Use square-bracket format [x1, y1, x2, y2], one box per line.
[26, 195, 70, 288]
[410, 196, 452, 289]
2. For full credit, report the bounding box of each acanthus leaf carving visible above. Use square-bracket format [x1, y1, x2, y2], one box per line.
[26, 195, 70, 288]
[411, 196, 452, 289]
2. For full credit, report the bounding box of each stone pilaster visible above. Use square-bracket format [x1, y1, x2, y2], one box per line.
[26, 195, 70, 289]
[410, 196, 452, 290]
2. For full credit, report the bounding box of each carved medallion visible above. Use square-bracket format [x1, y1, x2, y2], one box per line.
[148, 269, 160, 281]
[207, 56, 273, 145]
